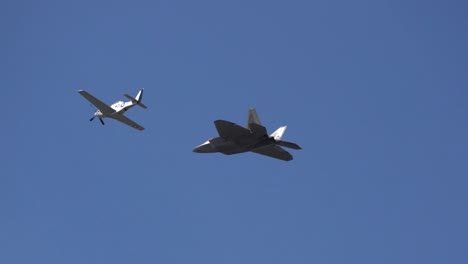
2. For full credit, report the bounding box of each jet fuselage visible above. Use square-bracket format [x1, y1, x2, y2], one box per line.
[193, 134, 275, 155]
[193, 109, 300, 161]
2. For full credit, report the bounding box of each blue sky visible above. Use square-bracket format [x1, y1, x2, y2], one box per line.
[2, 0, 468, 263]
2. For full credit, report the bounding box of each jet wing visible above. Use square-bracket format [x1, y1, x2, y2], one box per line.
[214, 120, 252, 139]
[111, 114, 145, 131]
[251, 145, 293, 161]
[78, 90, 115, 115]
[248, 123, 267, 136]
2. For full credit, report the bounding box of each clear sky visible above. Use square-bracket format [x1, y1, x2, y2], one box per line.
[2, 0, 468, 263]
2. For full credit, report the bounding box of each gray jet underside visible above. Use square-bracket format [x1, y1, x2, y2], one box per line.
[193, 109, 301, 161]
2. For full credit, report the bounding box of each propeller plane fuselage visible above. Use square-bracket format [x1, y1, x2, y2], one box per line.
[78, 89, 147, 131]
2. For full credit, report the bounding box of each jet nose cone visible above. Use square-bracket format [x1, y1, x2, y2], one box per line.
[193, 147, 202, 153]
[193, 141, 215, 153]
[193, 144, 202, 153]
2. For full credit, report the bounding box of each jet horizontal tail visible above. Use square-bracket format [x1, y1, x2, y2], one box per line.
[276, 140, 301, 150]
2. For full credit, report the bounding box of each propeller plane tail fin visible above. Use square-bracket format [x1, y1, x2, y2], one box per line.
[124, 88, 147, 109]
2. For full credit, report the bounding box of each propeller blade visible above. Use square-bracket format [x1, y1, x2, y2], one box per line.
[90, 116, 95, 122]
[99, 118, 105, 125]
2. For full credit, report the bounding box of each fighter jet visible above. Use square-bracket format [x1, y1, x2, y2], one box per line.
[193, 108, 301, 161]
[78, 88, 147, 130]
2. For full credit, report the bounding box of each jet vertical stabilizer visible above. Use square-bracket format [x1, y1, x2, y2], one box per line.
[247, 108, 267, 135]
[270, 126, 287, 140]
[247, 108, 262, 127]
